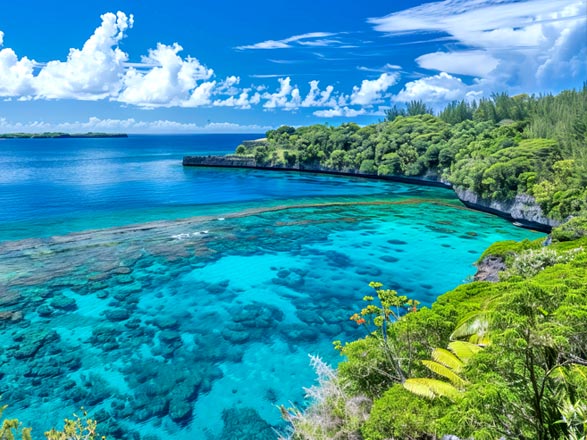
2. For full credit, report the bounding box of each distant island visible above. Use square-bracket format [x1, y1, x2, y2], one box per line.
[0, 132, 128, 139]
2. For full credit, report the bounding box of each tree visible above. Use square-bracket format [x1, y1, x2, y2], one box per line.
[406, 100, 433, 116]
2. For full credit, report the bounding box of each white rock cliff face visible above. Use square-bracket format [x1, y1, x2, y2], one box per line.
[454, 187, 560, 228]
[183, 155, 560, 230]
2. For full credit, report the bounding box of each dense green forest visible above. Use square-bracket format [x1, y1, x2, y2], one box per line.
[238, 86, 587, 221]
[266, 88, 587, 440]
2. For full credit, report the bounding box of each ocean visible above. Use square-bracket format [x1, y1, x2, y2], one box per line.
[0, 135, 541, 439]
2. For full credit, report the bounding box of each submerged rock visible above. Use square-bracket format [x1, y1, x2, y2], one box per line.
[168, 398, 192, 425]
[220, 407, 275, 440]
[105, 308, 130, 321]
[0, 311, 23, 322]
[50, 294, 77, 311]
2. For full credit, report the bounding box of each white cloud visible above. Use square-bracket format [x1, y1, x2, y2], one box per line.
[370, 0, 587, 90]
[0, 11, 246, 109]
[261, 77, 341, 110]
[213, 90, 261, 109]
[416, 50, 499, 77]
[350, 72, 399, 106]
[0, 116, 272, 133]
[34, 11, 133, 100]
[297, 39, 342, 47]
[236, 32, 338, 50]
[0, 37, 36, 97]
[313, 107, 366, 118]
[118, 43, 214, 108]
[357, 63, 402, 73]
[394, 72, 482, 104]
[263, 77, 296, 109]
[301, 80, 336, 107]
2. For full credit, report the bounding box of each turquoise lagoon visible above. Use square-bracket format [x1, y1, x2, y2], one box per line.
[0, 135, 542, 439]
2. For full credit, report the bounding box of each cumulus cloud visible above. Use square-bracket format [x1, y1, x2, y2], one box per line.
[261, 77, 343, 111]
[301, 80, 337, 107]
[0, 116, 272, 133]
[394, 72, 482, 104]
[34, 11, 133, 100]
[370, 0, 587, 90]
[0, 11, 242, 108]
[118, 43, 214, 107]
[235, 32, 338, 50]
[350, 72, 399, 106]
[263, 77, 297, 109]
[0, 33, 36, 97]
[213, 90, 261, 109]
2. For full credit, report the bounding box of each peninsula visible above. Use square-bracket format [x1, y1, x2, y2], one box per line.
[184, 88, 587, 233]
[0, 132, 128, 139]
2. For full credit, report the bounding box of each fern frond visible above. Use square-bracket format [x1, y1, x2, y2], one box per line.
[468, 333, 492, 346]
[448, 341, 482, 363]
[431, 347, 464, 372]
[404, 378, 461, 401]
[451, 311, 489, 341]
[422, 360, 467, 387]
[403, 378, 436, 399]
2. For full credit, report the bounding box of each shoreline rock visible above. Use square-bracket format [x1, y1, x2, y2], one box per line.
[183, 155, 555, 232]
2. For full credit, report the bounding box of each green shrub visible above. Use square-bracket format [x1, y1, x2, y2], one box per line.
[235, 145, 247, 155]
[359, 159, 376, 174]
[361, 385, 445, 440]
[551, 216, 587, 242]
[501, 247, 583, 279]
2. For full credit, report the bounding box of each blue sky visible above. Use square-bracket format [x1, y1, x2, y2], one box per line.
[0, 0, 585, 133]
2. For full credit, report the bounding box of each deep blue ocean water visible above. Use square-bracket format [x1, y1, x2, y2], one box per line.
[0, 135, 542, 439]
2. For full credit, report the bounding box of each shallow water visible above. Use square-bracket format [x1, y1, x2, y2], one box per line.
[0, 136, 542, 439]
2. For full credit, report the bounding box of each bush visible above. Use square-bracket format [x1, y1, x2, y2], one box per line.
[279, 355, 370, 440]
[361, 384, 445, 440]
[551, 216, 587, 242]
[235, 145, 247, 155]
[501, 247, 583, 279]
[359, 160, 376, 174]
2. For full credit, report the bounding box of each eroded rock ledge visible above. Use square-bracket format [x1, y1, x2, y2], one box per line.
[183, 155, 556, 231]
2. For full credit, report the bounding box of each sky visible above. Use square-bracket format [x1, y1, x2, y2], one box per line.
[0, 0, 586, 133]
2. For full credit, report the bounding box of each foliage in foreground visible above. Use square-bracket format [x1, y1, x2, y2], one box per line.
[0, 406, 103, 440]
[287, 231, 587, 440]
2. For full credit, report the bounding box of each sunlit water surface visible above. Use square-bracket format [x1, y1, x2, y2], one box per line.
[0, 135, 542, 439]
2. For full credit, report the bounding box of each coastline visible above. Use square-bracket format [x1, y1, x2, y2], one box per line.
[183, 155, 555, 233]
[0, 132, 128, 139]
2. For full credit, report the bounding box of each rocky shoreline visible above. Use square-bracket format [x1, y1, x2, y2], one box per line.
[183, 155, 556, 232]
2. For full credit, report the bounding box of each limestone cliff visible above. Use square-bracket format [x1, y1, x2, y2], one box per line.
[453, 187, 559, 231]
[182, 155, 557, 231]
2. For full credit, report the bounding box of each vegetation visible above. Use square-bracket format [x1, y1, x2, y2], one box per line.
[237, 86, 587, 221]
[285, 231, 587, 439]
[277, 86, 587, 439]
[0, 405, 103, 440]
